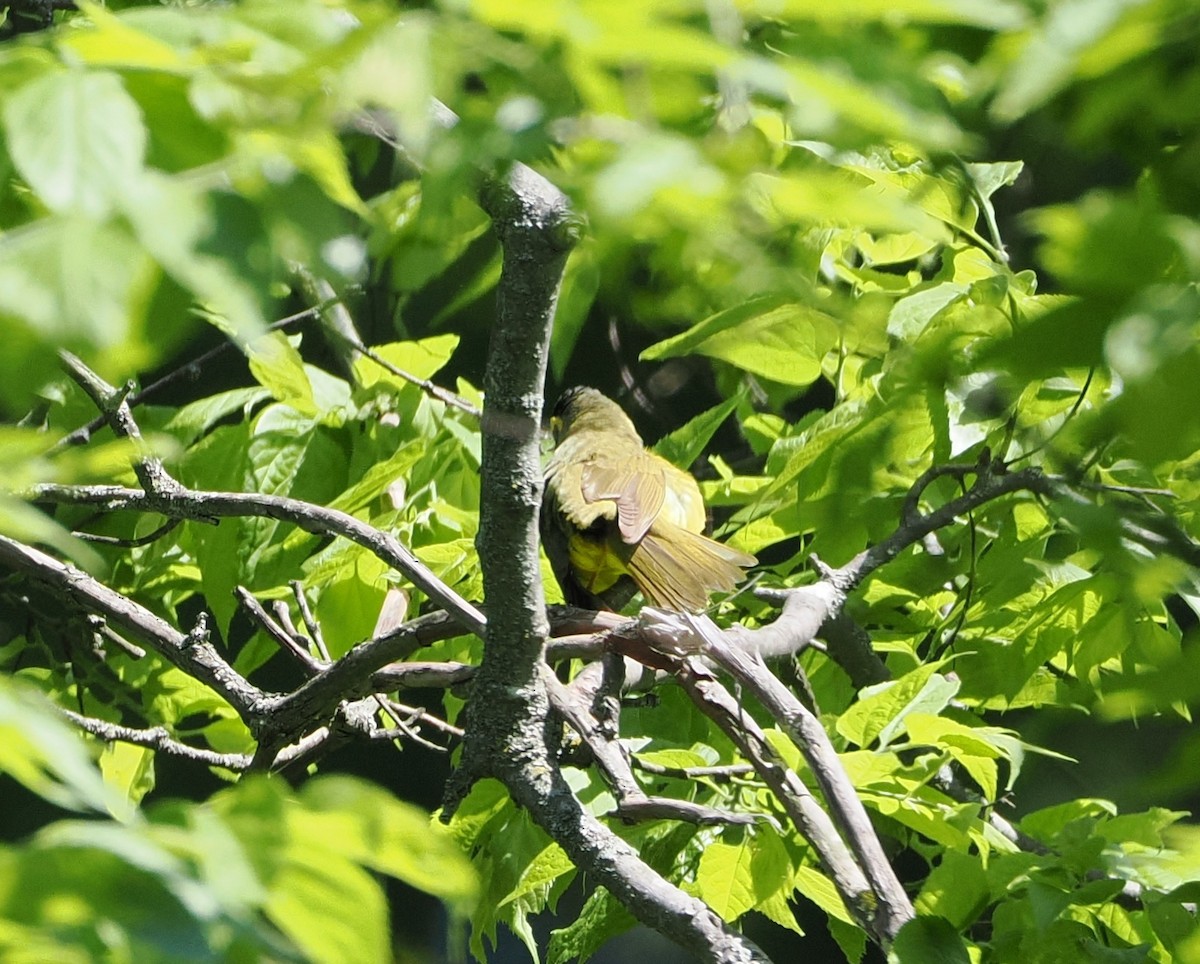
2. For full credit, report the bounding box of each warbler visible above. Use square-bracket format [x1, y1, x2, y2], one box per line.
[542, 387, 756, 612]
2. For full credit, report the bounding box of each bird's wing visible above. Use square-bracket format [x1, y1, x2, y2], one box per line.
[548, 456, 617, 530]
[580, 456, 665, 545]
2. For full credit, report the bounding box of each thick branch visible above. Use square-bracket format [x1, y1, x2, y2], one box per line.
[443, 154, 576, 809]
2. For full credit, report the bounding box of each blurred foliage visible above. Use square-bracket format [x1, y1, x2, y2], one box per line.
[1, 0, 1200, 960]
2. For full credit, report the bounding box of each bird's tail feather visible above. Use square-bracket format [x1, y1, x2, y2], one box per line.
[626, 524, 756, 612]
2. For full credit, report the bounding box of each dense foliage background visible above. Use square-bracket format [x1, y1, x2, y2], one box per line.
[1, 0, 1199, 960]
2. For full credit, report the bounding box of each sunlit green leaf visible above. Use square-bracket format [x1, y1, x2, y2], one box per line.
[642, 297, 839, 387]
[0, 676, 128, 818]
[245, 333, 315, 415]
[695, 830, 788, 921]
[298, 776, 478, 910]
[838, 664, 960, 749]
[3, 69, 146, 217]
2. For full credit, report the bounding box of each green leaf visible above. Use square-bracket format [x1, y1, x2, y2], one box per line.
[0, 676, 129, 818]
[914, 850, 989, 928]
[837, 664, 961, 749]
[757, 885, 805, 935]
[642, 297, 839, 387]
[245, 332, 316, 415]
[967, 160, 1024, 202]
[497, 841, 574, 911]
[889, 915, 970, 964]
[902, 713, 1002, 801]
[592, 134, 722, 220]
[0, 496, 104, 571]
[1040, 194, 1183, 296]
[447, 780, 568, 962]
[119, 174, 273, 340]
[441, 778, 511, 851]
[653, 389, 745, 469]
[747, 168, 952, 238]
[61, 1, 184, 67]
[42, 821, 205, 901]
[99, 742, 156, 808]
[298, 776, 478, 910]
[829, 914, 869, 964]
[547, 886, 636, 964]
[793, 864, 856, 925]
[695, 829, 790, 922]
[1019, 799, 1117, 843]
[1099, 808, 1186, 849]
[139, 665, 231, 728]
[990, 0, 1135, 120]
[3, 69, 146, 217]
[0, 216, 157, 355]
[165, 386, 273, 445]
[887, 283, 968, 341]
[265, 838, 388, 964]
[11, 827, 216, 958]
[354, 334, 461, 388]
[320, 440, 424, 517]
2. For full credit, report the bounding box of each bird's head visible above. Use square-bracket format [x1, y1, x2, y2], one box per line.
[549, 387, 641, 444]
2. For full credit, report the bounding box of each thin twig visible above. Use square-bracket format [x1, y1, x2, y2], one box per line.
[51, 307, 322, 452]
[378, 696, 464, 739]
[86, 616, 146, 660]
[631, 757, 756, 783]
[901, 461, 980, 526]
[59, 351, 183, 499]
[61, 709, 251, 769]
[1006, 367, 1095, 467]
[290, 580, 331, 661]
[74, 518, 182, 548]
[235, 586, 326, 674]
[372, 695, 446, 752]
[335, 329, 481, 418]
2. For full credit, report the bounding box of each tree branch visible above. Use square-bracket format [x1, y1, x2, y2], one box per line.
[0, 535, 269, 721]
[697, 616, 915, 942]
[33, 482, 486, 639]
[51, 306, 318, 452]
[543, 665, 762, 827]
[671, 656, 879, 931]
[61, 709, 251, 770]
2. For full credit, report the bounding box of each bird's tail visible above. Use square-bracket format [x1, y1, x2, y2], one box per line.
[625, 523, 756, 612]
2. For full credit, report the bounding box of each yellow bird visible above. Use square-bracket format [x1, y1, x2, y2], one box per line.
[542, 387, 756, 612]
